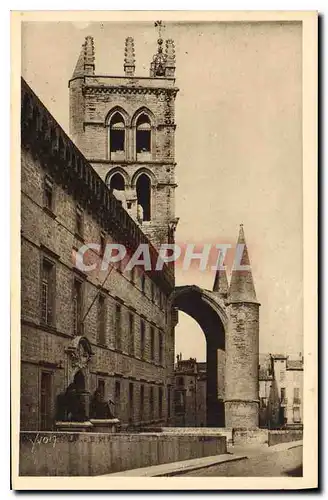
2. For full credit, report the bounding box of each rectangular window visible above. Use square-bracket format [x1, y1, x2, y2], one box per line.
[140, 384, 144, 421]
[149, 386, 154, 421]
[41, 259, 55, 326]
[98, 379, 105, 400]
[150, 327, 155, 362]
[44, 176, 54, 211]
[293, 407, 301, 423]
[76, 205, 84, 238]
[129, 382, 134, 422]
[115, 381, 121, 418]
[159, 386, 163, 418]
[159, 331, 164, 365]
[141, 274, 146, 294]
[40, 371, 52, 430]
[129, 312, 134, 355]
[73, 278, 83, 335]
[115, 304, 122, 350]
[293, 387, 300, 404]
[140, 320, 145, 360]
[280, 387, 286, 402]
[97, 294, 106, 345]
[167, 385, 171, 418]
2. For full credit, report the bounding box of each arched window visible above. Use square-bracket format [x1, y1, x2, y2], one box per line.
[109, 172, 125, 191]
[136, 114, 151, 155]
[109, 113, 125, 157]
[136, 174, 151, 222]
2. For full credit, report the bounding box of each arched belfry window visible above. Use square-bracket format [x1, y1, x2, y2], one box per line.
[109, 173, 125, 191]
[109, 113, 125, 157]
[136, 174, 151, 222]
[136, 114, 151, 155]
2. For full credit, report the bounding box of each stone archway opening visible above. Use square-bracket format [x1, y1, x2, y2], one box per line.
[171, 286, 227, 428]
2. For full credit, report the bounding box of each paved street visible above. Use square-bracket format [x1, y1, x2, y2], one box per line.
[177, 444, 303, 477]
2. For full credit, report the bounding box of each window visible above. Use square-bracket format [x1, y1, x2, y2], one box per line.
[129, 383, 134, 422]
[110, 113, 125, 155]
[109, 172, 125, 191]
[115, 381, 121, 417]
[136, 114, 151, 154]
[159, 386, 163, 418]
[293, 387, 300, 404]
[150, 327, 155, 362]
[280, 387, 286, 402]
[149, 386, 154, 420]
[140, 384, 144, 421]
[159, 332, 164, 365]
[40, 371, 53, 430]
[97, 295, 106, 345]
[129, 312, 134, 355]
[293, 407, 301, 423]
[167, 385, 171, 418]
[44, 176, 54, 211]
[41, 259, 55, 326]
[98, 379, 105, 400]
[115, 304, 122, 350]
[75, 205, 84, 238]
[136, 174, 151, 222]
[140, 320, 145, 360]
[73, 278, 83, 335]
[141, 273, 146, 294]
[280, 370, 285, 382]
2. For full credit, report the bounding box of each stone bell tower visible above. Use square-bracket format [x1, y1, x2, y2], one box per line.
[68, 32, 179, 249]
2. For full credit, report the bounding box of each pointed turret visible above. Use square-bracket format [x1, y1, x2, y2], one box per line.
[213, 268, 229, 296]
[124, 37, 135, 77]
[165, 39, 176, 77]
[228, 224, 258, 303]
[72, 36, 95, 78]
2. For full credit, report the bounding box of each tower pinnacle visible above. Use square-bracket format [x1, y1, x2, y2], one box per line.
[228, 225, 258, 303]
[124, 37, 135, 77]
[72, 36, 95, 78]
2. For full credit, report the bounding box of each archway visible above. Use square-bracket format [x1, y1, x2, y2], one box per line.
[136, 173, 151, 221]
[171, 285, 227, 427]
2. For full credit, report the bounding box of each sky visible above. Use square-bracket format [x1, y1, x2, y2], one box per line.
[21, 20, 303, 361]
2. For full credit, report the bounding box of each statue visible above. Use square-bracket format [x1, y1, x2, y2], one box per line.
[90, 387, 115, 419]
[56, 379, 88, 422]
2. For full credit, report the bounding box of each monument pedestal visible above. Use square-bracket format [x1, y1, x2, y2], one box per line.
[89, 418, 120, 433]
[55, 421, 94, 432]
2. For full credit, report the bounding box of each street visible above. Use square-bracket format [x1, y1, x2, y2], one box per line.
[175, 444, 303, 477]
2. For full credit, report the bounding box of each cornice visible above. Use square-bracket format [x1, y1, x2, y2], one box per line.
[83, 84, 179, 98]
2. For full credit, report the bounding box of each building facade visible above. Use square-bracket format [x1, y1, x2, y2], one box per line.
[20, 33, 179, 431]
[21, 33, 262, 432]
[173, 356, 207, 427]
[259, 354, 303, 429]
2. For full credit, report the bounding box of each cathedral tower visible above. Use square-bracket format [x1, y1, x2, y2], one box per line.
[69, 32, 179, 249]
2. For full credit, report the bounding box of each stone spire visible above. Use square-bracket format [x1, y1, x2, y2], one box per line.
[228, 225, 258, 303]
[124, 37, 135, 77]
[165, 39, 176, 77]
[213, 268, 229, 296]
[72, 36, 95, 78]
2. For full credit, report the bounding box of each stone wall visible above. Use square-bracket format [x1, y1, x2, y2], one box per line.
[268, 429, 303, 447]
[19, 431, 227, 476]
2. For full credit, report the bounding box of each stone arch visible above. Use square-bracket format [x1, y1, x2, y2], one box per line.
[131, 167, 157, 188]
[170, 285, 227, 427]
[131, 106, 157, 128]
[105, 106, 130, 126]
[105, 167, 130, 188]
